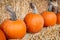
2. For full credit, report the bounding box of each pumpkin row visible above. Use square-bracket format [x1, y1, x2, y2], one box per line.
[0, 2, 60, 40]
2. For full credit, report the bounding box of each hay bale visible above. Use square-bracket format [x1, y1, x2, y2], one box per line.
[0, 0, 48, 23]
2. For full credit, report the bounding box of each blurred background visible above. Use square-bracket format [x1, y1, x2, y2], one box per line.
[0, 0, 60, 23]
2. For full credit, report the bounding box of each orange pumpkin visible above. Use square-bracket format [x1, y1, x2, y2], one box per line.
[0, 29, 6, 40]
[1, 5, 26, 39]
[1, 19, 26, 39]
[8, 39, 21, 40]
[56, 13, 60, 24]
[24, 3, 44, 33]
[41, 1, 57, 27]
[41, 11, 57, 27]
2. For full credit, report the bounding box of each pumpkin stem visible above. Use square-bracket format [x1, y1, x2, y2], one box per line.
[30, 3, 38, 14]
[48, 0, 58, 13]
[48, 1, 52, 12]
[5, 5, 17, 20]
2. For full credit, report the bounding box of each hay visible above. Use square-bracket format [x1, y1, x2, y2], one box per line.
[0, 0, 48, 23]
[22, 24, 60, 40]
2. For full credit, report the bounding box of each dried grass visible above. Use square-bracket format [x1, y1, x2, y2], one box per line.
[22, 24, 60, 40]
[0, 0, 48, 23]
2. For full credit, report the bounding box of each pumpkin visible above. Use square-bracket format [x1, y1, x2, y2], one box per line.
[41, 11, 57, 27]
[41, 0, 57, 27]
[8, 39, 21, 40]
[1, 5, 26, 39]
[24, 3, 44, 33]
[56, 13, 60, 24]
[0, 29, 6, 40]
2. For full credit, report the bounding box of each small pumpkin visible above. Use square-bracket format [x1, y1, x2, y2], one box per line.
[41, 0, 57, 27]
[24, 3, 44, 33]
[56, 12, 60, 24]
[0, 29, 6, 40]
[41, 11, 57, 27]
[1, 5, 26, 39]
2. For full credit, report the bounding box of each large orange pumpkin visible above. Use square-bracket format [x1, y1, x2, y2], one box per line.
[0, 29, 6, 40]
[56, 13, 60, 24]
[41, 11, 57, 27]
[1, 5, 26, 39]
[1, 19, 26, 39]
[24, 3, 44, 33]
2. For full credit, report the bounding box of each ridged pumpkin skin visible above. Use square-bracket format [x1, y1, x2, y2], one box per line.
[0, 30, 6, 40]
[57, 13, 60, 24]
[1, 19, 26, 39]
[24, 12, 44, 33]
[41, 11, 57, 27]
